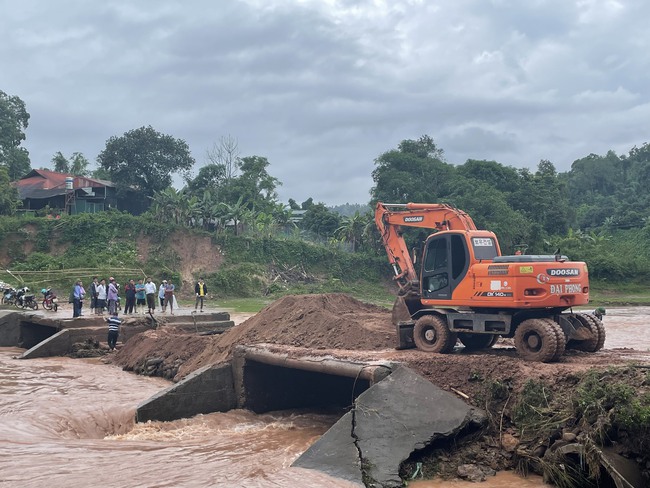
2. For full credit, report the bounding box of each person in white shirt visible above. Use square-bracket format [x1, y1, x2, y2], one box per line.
[96, 279, 107, 315]
[158, 280, 166, 309]
[144, 277, 157, 314]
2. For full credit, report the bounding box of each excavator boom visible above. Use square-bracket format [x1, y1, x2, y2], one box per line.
[374, 202, 478, 289]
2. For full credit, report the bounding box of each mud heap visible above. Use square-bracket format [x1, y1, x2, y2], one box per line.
[115, 293, 395, 379]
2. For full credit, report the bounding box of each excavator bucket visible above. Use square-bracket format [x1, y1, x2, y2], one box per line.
[391, 296, 413, 325]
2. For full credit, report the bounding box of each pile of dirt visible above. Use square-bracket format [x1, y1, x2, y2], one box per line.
[114, 293, 395, 379]
[114, 327, 214, 380]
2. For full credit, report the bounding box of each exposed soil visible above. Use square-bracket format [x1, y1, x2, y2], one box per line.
[115, 294, 395, 379]
[168, 231, 223, 287]
[0, 227, 35, 266]
[0, 227, 221, 290]
[111, 293, 650, 486]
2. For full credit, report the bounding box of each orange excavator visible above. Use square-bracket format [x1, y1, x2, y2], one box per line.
[375, 202, 605, 362]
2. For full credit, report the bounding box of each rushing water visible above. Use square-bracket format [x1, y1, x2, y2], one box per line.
[4, 307, 642, 487]
[0, 347, 550, 487]
[0, 348, 359, 488]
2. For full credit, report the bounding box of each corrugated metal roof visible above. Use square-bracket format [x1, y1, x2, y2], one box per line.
[14, 169, 115, 192]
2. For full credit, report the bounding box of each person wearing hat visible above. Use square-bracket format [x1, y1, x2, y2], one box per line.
[158, 280, 166, 309]
[107, 277, 119, 315]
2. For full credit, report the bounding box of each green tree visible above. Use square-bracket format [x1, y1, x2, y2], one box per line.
[227, 156, 281, 212]
[69, 152, 90, 177]
[219, 196, 249, 236]
[457, 159, 521, 194]
[97, 126, 195, 200]
[0, 166, 20, 215]
[301, 202, 341, 237]
[371, 135, 453, 204]
[335, 211, 369, 252]
[52, 152, 70, 173]
[186, 163, 226, 195]
[91, 166, 112, 180]
[0, 90, 31, 180]
[447, 178, 532, 252]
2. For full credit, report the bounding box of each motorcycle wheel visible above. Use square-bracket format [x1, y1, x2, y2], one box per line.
[31, 302, 38, 310]
[53, 303, 58, 312]
[43, 300, 52, 310]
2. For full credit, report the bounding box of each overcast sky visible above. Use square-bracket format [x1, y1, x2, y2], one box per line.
[1, 0, 649, 205]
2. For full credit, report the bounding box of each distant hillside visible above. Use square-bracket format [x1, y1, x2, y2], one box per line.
[0, 212, 391, 301]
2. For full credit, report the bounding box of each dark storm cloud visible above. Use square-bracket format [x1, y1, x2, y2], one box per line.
[1, 0, 649, 204]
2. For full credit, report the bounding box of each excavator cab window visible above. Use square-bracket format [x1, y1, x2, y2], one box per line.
[424, 238, 447, 271]
[450, 234, 467, 279]
[422, 234, 469, 299]
[471, 237, 498, 261]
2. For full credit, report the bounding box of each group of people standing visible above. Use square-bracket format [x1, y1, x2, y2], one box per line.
[69, 276, 208, 352]
[72, 276, 128, 318]
[72, 276, 208, 318]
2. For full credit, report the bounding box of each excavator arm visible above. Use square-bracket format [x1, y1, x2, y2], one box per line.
[374, 202, 478, 291]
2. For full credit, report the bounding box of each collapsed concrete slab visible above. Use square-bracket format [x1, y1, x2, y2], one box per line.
[136, 363, 236, 422]
[293, 365, 486, 488]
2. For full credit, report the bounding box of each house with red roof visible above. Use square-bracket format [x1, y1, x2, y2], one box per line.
[14, 169, 141, 214]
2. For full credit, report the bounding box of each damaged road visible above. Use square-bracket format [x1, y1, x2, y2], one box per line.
[293, 366, 486, 487]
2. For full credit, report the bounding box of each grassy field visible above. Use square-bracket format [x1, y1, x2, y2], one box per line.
[209, 281, 650, 314]
[590, 280, 650, 306]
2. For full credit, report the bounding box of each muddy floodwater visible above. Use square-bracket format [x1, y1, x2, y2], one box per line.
[0, 348, 359, 488]
[9, 303, 648, 487]
[0, 349, 550, 488]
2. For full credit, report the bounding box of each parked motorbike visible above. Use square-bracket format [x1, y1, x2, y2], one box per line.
[15, 287, 39, 310]
[41, 288, 58, 312]
[2, 286, 17, 306]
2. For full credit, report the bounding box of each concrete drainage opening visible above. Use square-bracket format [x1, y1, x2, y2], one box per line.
[232, 345, 394, 414]
[19, 321, 60, 349]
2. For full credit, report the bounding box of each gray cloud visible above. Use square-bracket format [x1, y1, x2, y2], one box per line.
[1, 0, 649, 205]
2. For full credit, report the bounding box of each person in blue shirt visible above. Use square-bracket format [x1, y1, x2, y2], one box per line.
[135, 279, 146, 315]
[72, 280, 85, 318]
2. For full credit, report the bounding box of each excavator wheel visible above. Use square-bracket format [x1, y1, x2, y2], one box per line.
[569, 313, 606, 352]
[540, 318, 567, 361]
[413, 315, 457, 354]
[514, 318, 559, 363]
[458, 333, 499, 351]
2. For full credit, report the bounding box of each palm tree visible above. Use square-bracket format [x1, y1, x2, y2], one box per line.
[219, 196, 248, 236]
[335, 211, 368, 252]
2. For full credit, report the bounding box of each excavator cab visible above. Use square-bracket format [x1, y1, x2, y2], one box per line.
[420, 232, 498, 300]
[421, 233, 469, 300]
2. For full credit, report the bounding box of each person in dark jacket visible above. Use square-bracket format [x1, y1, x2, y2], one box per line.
[194, 278, 208, 312]
[124, 279, 136, 314]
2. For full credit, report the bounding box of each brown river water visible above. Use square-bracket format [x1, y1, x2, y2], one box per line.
[0, 347, 550, 488]
[14, 302, 648, 487]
